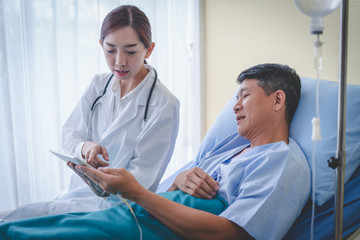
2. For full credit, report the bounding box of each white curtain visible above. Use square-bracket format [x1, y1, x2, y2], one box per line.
[0, 0, 203, 210]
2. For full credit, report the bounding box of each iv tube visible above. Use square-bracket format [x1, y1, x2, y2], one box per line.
[310, 33, 323, 240]
[294, 2, 341, 239]
[314, 34, 323, 75]
[312, 34, 322, 141]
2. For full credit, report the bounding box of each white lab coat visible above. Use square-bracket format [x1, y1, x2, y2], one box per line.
[0, 68, 180, 221]
[60, 67, 180, 199]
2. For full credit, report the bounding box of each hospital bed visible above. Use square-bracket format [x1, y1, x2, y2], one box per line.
[157, 77, 360, 239]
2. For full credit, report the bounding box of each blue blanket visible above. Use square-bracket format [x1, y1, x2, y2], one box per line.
[0, 190, 228, 240]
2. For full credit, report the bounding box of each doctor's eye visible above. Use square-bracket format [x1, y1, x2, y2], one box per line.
[126, 51, 136, 55]
[106, 49, 115, 54]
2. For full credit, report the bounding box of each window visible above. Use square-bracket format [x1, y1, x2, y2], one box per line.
[0, 0, 203, 209]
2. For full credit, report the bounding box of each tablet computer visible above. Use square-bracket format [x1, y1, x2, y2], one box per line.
[49, 150, 94, 168]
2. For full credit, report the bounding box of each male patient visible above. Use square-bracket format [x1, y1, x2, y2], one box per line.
[0, 63, 310, 240]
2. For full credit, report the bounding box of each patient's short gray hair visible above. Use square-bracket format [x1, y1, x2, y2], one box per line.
[236, 63, 301, 126]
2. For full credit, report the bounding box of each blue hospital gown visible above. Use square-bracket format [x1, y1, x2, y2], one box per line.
[198, 133, 311, 240]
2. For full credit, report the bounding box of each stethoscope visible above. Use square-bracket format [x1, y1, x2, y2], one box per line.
[86, 69, 158, 139]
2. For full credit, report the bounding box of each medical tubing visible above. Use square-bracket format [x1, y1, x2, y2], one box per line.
[310, 34, 323, 240]
[117, 194, 143, 240]
[315, 74, 321, 123]
[143, 69, 158, 122]
[86, 74, 114, 140]
[90, 75, 113, 111]
[310, 78, 320, 240]
[310, 141, 317, 240]
[314, 35, 323, 74]
[311, 35, 322, 141]
[314, 34, 322, 120]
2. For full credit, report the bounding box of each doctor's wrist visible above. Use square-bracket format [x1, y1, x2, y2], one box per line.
[74, 141, 86, 160]
[80, 142, 88, 159]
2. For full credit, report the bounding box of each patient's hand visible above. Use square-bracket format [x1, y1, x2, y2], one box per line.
[67, 162, 110, 197]
[81, 142, 109, 168]
[76, 166, 145, 200]
[168, 167, 219, 199]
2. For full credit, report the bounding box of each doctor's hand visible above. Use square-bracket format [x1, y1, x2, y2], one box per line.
[76, 166, 145, 200]
[81, 142, 110, 168]
[168, 167, 219, 199]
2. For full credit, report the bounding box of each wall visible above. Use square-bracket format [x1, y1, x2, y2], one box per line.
[204, 0, 360, 131]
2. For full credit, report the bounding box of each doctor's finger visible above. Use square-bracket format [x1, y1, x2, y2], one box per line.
[91, 156, 109, 168]
[87, 151, 100, 167]
[100, 146, 109, 161]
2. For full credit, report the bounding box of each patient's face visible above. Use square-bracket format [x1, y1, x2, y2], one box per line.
[233, 79, 275, 141]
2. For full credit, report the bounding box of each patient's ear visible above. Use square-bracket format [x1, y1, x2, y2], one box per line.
[273, 90, 286, 112]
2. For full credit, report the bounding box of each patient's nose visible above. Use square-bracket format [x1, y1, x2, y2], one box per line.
[233, 100, 242, 113]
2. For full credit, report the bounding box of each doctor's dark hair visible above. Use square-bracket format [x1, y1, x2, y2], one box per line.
[100, 5, 152, 49]
[236, 63, 301, 127]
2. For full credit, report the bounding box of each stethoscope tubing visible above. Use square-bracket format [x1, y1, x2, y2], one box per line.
[89, 69, 158, 129]
[143, 69, 157, 122]
[90, 75, 114, 112]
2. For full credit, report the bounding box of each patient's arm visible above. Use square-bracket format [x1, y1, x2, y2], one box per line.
[134, 186, 252, 240]
[167, 167, 219, 199]
[77, 166, 252, 240]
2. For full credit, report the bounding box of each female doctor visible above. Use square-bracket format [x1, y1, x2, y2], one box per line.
[0, 5, 179, 221]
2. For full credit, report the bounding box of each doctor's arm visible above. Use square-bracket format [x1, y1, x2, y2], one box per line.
[62, 75, 109, 168]
[77, 166, 252, 240]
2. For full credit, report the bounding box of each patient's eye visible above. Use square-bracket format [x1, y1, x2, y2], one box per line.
[241, 90, 250, 99]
